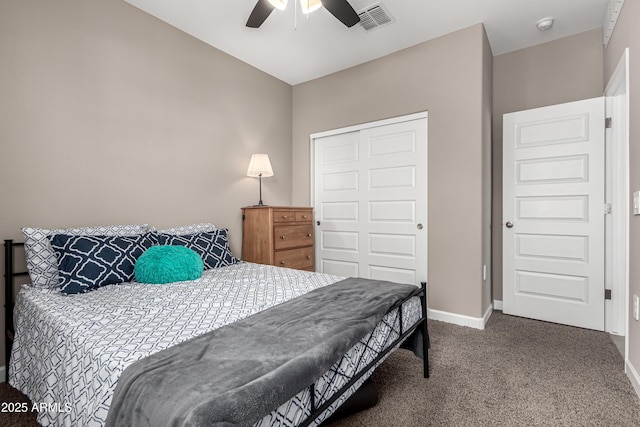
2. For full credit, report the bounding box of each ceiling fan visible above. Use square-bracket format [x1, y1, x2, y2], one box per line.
[246, 0, 361, 28]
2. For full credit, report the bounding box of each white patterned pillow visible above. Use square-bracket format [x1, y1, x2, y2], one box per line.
[22, 224, 151, 289]
[157, 223, 217, 235]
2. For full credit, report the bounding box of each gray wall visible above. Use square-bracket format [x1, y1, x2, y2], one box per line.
[604, 0, 640, 386]
[0, 0, 293, 366]
[492, 29, 604, 301]
[292, 24, 492, 319]
[482, 30, 494, 313]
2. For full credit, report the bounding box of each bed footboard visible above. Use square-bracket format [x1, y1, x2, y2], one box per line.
[300, 281, 429, 426]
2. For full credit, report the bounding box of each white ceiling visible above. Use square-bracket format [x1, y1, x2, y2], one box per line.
[123, 0, 609, 85]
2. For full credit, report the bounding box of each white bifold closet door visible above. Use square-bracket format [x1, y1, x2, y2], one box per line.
[313, 115, 428, 286]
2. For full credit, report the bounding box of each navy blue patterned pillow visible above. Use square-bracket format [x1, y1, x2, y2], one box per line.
[156, 229, 239, 270]
[49, 233, 157, 294]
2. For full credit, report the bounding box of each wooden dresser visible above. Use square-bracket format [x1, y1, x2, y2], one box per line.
[241, 206, 314, 271]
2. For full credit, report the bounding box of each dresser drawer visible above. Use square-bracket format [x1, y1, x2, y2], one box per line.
[295, 211, 312, 222]
[274, 247, 314, 270]
[273, 210, 296, 223]
[274, 224, 313, 250]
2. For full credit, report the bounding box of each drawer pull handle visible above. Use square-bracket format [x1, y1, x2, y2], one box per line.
[280, 235, 286, 240]
[307, 234, 312, 238]
[282, 215, 288, 219]
[302, 215, 307, 219]
[307, 256, 311, 259]
[280, 261, 286, 265]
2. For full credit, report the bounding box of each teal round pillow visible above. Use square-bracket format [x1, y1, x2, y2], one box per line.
[135, 245, 204, 284]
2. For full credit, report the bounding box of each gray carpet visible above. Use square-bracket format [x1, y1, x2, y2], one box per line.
[0, 381, 38, 427]
[1, 311, 639, 426]
[327, 311, 640, 426]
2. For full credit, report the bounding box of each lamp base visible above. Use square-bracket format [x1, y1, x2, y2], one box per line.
[255, 175, 268, 207]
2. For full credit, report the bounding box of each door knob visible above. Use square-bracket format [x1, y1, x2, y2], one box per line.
[417, 223, 423, 230]
[506, 221, 513, 228]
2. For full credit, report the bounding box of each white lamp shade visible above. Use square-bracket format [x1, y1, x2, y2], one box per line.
[247, 154, 274, 177]
[268, 0, 288, 10]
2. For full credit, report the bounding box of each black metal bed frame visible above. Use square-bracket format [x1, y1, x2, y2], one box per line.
[4, 240, 28, 369]
[301, 282, 429, 426]
[4, 238, 429, 425]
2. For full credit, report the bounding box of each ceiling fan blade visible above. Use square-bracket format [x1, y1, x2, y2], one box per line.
[321, 0, 360, 27]
[246, 0, 275, 28]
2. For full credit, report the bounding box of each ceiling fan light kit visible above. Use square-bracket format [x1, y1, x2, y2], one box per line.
[247, 0, 360, 28]
[267, 0, 288, 10]
[301, 0, 323, 14]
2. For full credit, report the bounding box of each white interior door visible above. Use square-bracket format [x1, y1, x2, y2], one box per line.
[503, 97, 605, 331]
[313, 116, 427, 286]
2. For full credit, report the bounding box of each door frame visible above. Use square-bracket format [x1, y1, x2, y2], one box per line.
[604, 49, 629, 352]
[309, 111, 429, 278]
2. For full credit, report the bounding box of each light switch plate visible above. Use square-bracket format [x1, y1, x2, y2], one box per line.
[634, 191, 640, 215]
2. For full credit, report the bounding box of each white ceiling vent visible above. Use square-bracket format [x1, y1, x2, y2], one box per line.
[358, 3, 395, 31]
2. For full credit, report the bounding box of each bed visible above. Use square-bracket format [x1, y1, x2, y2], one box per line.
[4, 223, 429, 426]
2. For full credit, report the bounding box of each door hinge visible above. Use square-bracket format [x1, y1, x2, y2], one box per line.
[604, 203, 612, 214]
[605, 117, 613, 128]
[605, 289, 612, 300]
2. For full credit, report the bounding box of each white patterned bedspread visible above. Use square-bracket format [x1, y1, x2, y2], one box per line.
[9, 262, 422, 427]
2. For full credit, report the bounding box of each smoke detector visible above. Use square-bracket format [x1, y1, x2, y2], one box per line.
[358, 3, 395, 31]
[536, 17, 554, 31]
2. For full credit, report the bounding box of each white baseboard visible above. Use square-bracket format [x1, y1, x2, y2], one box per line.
[493, 299, 503, 310]
[626, 359, 640, 399]
[482, 304, 493, 327]
[428, 305, 493, 330]
[0, 365, 5, 383]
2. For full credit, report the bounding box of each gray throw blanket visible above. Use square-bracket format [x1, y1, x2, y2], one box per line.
[106, 278, 421, 427]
